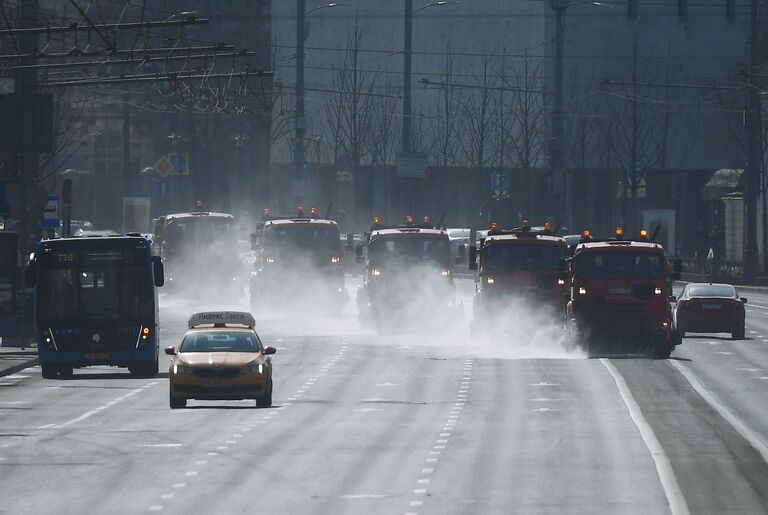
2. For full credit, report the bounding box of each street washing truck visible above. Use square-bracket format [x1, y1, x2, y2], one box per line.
[564, 227, 683, 358]
[468, 220, 568, 325]
[356, 215, 457, 331]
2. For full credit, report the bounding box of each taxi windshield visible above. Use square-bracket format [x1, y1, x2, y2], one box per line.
[368, 235, 450, 266]
[180, 332, 261, 353]
[483, 243, 564, 271]
[576, 251, 664, 280]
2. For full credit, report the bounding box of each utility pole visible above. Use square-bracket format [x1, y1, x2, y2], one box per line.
[402, 0, 414, 153]
[744, 0, 762, 281]
[17, 0, 39, 256]
[122, 93, 132, 197]
[550, 1, 567, 227]
[295, 0, 307, 179]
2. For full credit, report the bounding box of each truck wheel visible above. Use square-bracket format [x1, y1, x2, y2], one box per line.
[654, 343, 674, 359]
[256, 379, 273, 408]
[41, 365, 57, 379]
[169, 393, 187, 409]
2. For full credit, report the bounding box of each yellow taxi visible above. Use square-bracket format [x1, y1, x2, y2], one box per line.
[166, 311, 276, 409]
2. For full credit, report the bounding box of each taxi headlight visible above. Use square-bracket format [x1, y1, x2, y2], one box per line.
[244, 363, 264, 375]
[173, 364, 194, 375]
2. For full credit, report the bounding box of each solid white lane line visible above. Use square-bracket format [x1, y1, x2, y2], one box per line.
[669, 360, 768, 465]
[601, 359, 690, 515]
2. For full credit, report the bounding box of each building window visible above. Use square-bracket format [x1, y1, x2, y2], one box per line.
[678, 0, 687, 19]
[627, 0, 637, 19]
[726, 0, 735, 21]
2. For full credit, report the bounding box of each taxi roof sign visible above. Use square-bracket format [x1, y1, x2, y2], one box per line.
[188, 311, 256, 329]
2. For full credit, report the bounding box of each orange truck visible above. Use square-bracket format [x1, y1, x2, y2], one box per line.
[469, 221, 568, 321]
[564, 228, 683, 358]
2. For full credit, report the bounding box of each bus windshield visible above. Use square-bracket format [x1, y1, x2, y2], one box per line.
[38, 247, 153, 322]
[368, 236, 450, 266]
[263, 225, 340, 255]
[576, 251, 665, 280]
[483, 243, 565, 272]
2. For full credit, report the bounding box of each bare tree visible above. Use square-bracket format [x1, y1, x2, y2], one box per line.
[459, 58, 496, 170]
[429, 46, 461, 167]
[322, 24, 377, 169]
[506, 52, 547, 171]
[368, 79, 400, 166]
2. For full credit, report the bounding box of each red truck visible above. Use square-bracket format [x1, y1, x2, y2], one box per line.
[564, 228, 682, 358]
[469, 221, 568, 321]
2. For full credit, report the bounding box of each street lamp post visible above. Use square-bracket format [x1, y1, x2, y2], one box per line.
[402, 1, 458, 154]
[295, 2, 338, 180]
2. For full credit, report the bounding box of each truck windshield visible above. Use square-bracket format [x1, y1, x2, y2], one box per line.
[164, 217, 235, 255]
[368, 236, 450, 266]
[576, 251, 664, 280]
[38, 248, 153, 322]
[483, 244, 564, 271]
[263, 225, 340, 254]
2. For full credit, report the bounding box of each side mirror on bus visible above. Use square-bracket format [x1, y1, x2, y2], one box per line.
[25, 260, 36, 287]
[263, 346, 277, 355]
[152, 256, 165, 287]
[468, 246, 478, 271]
[558, 258, 568, 273]
[164, 346, 176, 355]
[355, 244, 364, 264]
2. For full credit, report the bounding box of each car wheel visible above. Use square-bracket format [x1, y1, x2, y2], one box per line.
[256, 379, 273, 408]
[653, 343, 674, 359]
[732, 326, 745, 340]
[169, 393, 186, 409]
[41, 365, 58, 379]
[58, 366, 74, 378]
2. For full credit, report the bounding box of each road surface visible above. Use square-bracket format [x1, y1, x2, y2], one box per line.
[2, 277, 768, 514]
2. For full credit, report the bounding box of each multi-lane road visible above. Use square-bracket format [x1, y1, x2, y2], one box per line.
[3, 277, 768, 514]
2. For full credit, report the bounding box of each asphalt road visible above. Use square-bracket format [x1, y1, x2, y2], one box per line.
[2, 278, 768, 514]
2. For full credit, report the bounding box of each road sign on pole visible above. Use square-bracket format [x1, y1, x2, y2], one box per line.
[41, 195, 60, 229]
[156, 178, 172, 198]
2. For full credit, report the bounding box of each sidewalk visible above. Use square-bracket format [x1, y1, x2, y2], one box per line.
[0, 344, 38, 378]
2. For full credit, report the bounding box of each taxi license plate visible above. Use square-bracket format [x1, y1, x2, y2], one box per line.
[202, 379, 230, 387]
[702, 303, 723, 310]
[85, 353, 110, 361]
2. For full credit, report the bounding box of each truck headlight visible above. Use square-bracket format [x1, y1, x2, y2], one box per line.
[654, 287, 662, 295]
[371, 268, 381, 277]
[331, 256, 341, 264]
[487, 277, 495, 284]
[441, 268, 452, 276]
[578, 287, 587, 295]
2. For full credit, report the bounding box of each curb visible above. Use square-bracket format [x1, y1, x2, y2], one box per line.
[0, 357, 39, 378]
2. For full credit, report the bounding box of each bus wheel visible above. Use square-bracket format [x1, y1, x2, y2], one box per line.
[169, 393, 186, 409]
[41, 365, 57, 379]
[59, 366, 73, 378]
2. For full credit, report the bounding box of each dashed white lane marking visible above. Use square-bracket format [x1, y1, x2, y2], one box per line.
[602, 359, 690, 515]
[713, 352, 733, 356]
[140, 444, 184, 448]
[737, 368, 763, 372]
[41, 381, 159, 429]
[669, 360, 768, 465]
[340, 494, 389, 499]
[148, 341, 351, 514]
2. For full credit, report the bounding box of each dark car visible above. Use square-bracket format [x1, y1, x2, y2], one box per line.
[674, 283, 746, 339]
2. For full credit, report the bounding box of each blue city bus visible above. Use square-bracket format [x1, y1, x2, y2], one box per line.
[25, 235, 164, 378]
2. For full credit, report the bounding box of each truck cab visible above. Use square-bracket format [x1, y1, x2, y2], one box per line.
[565, 228, 682, 358]
[469, 221, 567, 321]
[250, 208, 346, 312]
[356, 216, 456, 330]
